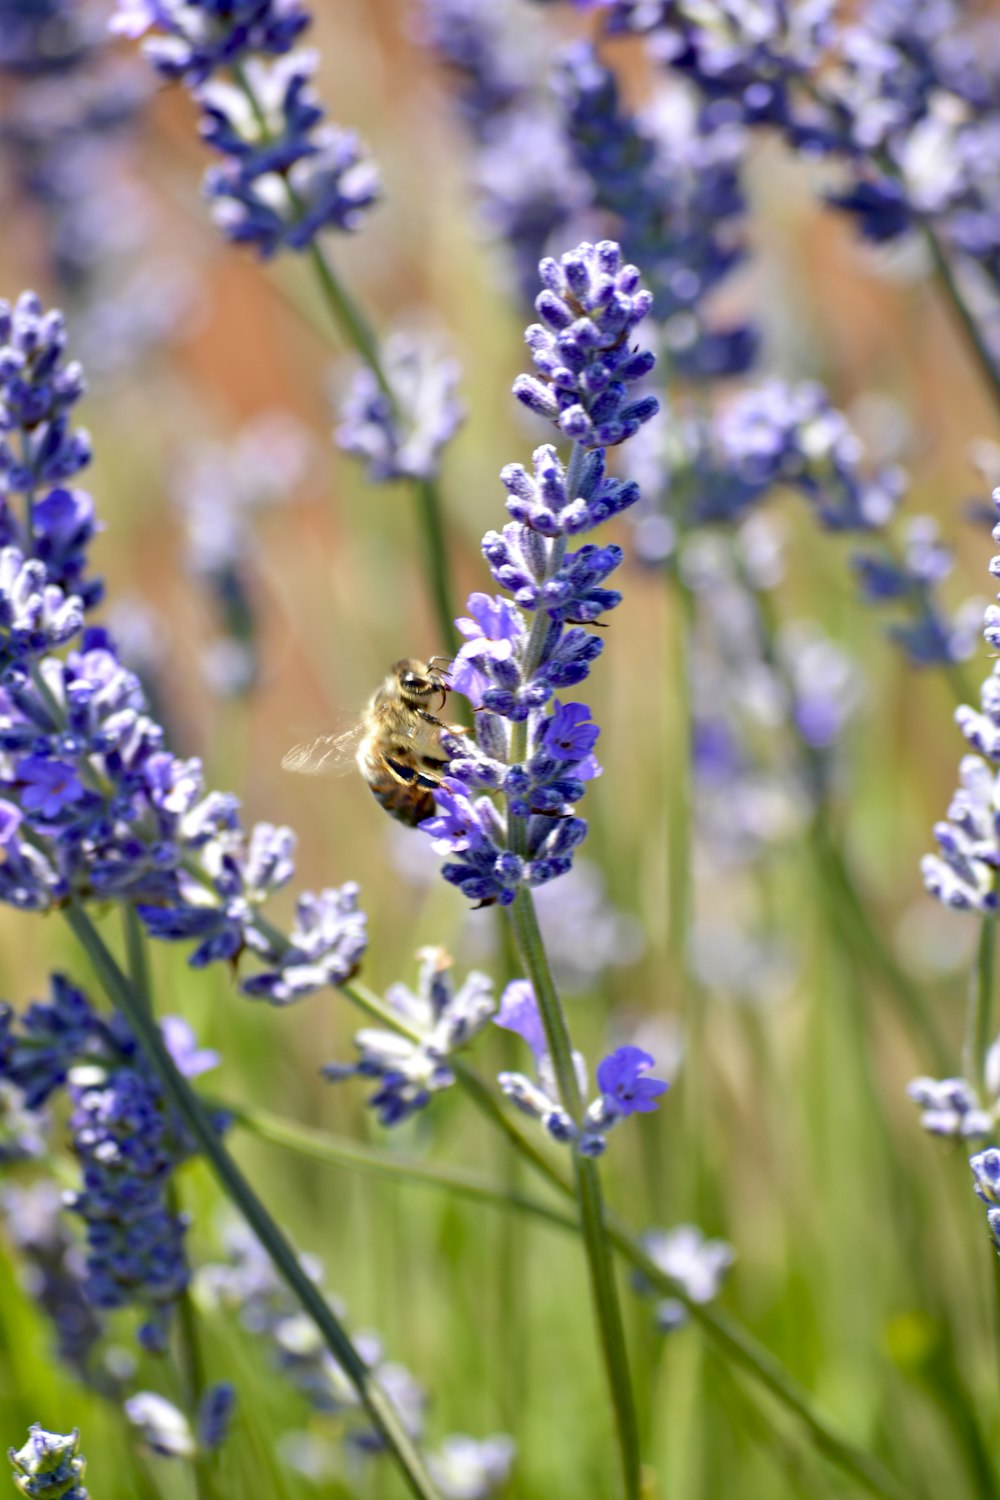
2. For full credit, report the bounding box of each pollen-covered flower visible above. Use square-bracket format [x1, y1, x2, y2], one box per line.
[323, 949, 494, 1125]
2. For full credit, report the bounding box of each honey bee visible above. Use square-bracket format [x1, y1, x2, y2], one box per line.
[281, 657, 462, 826]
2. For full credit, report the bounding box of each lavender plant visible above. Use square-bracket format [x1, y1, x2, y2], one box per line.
[7, 4, 1000, 1500]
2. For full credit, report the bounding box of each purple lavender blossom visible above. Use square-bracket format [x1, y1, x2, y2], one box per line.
[419, 0, 588, 302]
[493, 978, 547, 1060]
[197, 1384, 236, 1453]
[8, 1426, 88, 1500]
[512, 241, 657, 448]
[421, 243, 655, 905]
[907, 1075, 993, 1138]
[595, 1046, 669, 1118]
[496, 984, 668, 1153]
[970, 1147, 1000, 1253]
[554, 42, 755, 379]
[0, 297, 372, 992]
[427, 1435, 516, 1499]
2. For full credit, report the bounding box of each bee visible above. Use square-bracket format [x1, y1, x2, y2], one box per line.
[281, 657, 462, 826]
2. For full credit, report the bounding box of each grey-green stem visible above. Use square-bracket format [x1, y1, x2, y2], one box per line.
[63, 902, 443, 1500]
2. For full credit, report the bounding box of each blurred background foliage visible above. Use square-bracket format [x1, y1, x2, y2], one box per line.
[2, 2, 1000, 1498]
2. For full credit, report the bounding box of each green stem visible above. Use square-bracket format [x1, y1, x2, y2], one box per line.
[924, 227, 1000, 424]
[336, 982, 913, 1500]
[965, 912, 998, 1096]
[507, 887, 640, 1500]
[231, 63, 459, 655]
[743, 566, 952, 1072]
[63, 903, 443, 1500]
[222, 1099, 575, 1232]
[415, 478, 460, 657]
[121, 906, 218, 1500]
[666, 570, 694, 973]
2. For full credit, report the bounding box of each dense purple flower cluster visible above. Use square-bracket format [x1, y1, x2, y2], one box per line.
[112, 0, 379, 256]
[323, 948, 494, 1125]
[335, 332, 466, 484]
[8, 1426, 87, 1500]
[922, 488, 1000, 912]
[0, 292, 99, 607]
[0, 976, 217, 1351]
[0, 291, 367, 1004]
[494, 980, 668, 1153]
[419, 241, 656, 905]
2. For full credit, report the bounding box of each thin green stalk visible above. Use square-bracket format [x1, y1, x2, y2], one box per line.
[230, 63, 460, 655]
[63, 902, 443, 1500]
[339, 979, 914, 1500]
[666, 569, 694, 973]
[745, 566, 952, 1072]
[121, 905, 219, 1500]
[507, 886, 641, 1500]
[924, 227, 1000, 424]
[964, 913, 997, 1090]
[415, 478, 460, 657]
[811, 815, 952, 1074]
[222, 1098, 576, 1232]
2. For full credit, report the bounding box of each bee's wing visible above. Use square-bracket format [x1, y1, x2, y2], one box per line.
[281, 725, 363, 777]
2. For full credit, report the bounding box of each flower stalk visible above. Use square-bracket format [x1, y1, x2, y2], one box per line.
[62, 902, 444, 1500]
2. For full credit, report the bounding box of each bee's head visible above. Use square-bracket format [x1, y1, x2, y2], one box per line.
[393, 657, 451, 707]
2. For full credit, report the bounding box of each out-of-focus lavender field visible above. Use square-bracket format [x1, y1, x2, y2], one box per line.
[3, 3, 1000, 1498]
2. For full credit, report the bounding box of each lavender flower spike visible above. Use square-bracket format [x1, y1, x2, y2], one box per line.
[422, 241, 657, 906]
[513, 241, 657, 448]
